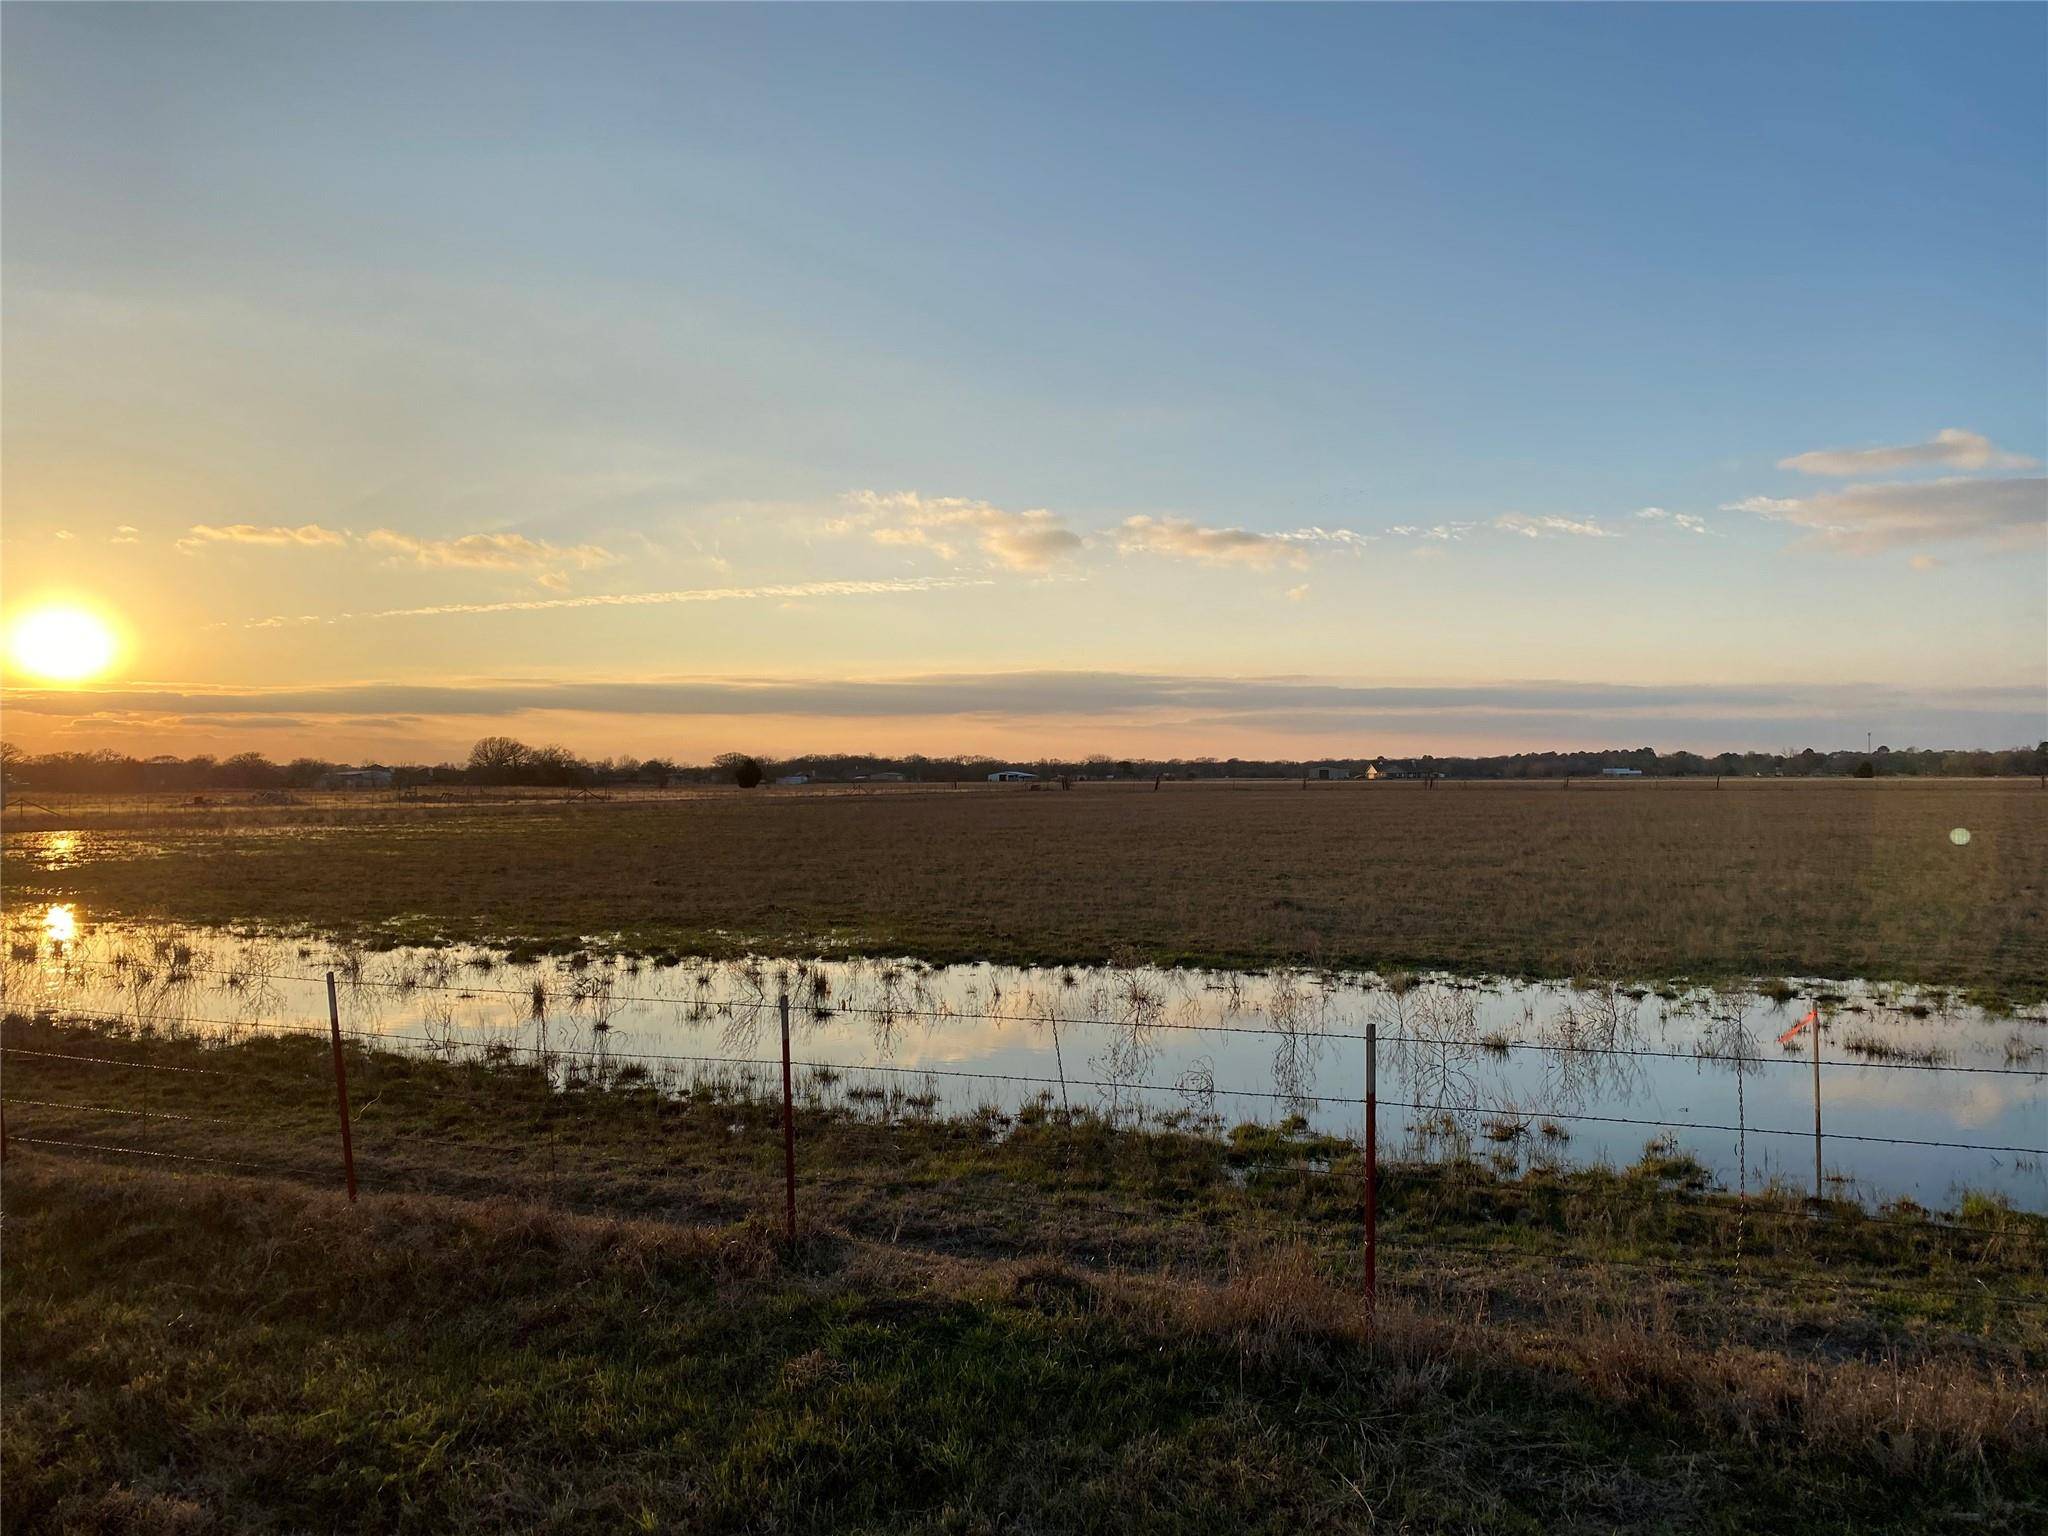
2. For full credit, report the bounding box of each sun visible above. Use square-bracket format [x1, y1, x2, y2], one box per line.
[7, 605, 120, 682]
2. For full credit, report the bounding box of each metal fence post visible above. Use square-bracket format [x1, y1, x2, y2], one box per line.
[779, 993, 797, 1242]
[1811, 1001, 1824, 1206]
[1364, 1011, 1378, 1315]
[326, 972, 358, 1203]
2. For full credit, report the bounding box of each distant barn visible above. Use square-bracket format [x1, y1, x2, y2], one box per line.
[987, 770, 1037, 782]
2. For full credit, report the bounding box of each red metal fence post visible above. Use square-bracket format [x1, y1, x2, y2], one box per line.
[778, 993, 797, 1242]
[1811, 999, 1824, 1206]
[326, 972, 358, 1203]
[1364, 1010, 1378, 1315]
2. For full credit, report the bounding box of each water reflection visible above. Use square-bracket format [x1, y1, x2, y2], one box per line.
[42, 903, 76, 947]
[1, 907, 2041, 1211]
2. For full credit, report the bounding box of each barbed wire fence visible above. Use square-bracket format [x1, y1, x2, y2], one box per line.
[4, 960, 2045, 1314]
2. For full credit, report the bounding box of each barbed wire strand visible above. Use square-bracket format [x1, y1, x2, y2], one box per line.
[8, 1009, 2044, 1156]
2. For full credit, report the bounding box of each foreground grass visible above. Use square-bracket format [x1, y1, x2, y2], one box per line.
[3, 1019, 2045, 1532]
[7, 778, 2047, 996]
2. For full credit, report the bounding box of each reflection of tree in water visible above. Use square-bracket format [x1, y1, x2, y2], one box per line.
[1696, 989, 1764, 1195]
[416, 983, 460, 1056]
[1535, 984, 1650, 1113]
[1172, 1056, 1220, 1135]
[867, 962, 911, 1055]
[715, 960, 770, 1059]
[1014, 985, 1073, 1119]
[1380, 982, 1482, 1126]
[1090, 968, 1166, 1125]
[1265, 971, 1329, 1119]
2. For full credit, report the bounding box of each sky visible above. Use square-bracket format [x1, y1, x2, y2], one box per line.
[3, 3, 2044, 763]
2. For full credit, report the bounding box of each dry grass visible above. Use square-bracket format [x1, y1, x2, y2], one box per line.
[6, 1151, 2044, 1532]
[7, 777, 2045, 995]
[5, 1014, 2045, 1530]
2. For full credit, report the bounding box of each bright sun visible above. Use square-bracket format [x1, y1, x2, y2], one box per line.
[8, 605, 119, 682]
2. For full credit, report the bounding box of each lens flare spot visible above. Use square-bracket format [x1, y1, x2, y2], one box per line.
[1949, 827, 1972, 846]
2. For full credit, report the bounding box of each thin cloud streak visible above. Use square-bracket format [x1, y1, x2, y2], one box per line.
[243, 575, 995, 627]
[179, 523, 349, 550]
[1494, 513, 1617, 539]
[364, 529, 617, 572]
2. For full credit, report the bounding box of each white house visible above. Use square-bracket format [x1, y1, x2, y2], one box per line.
[987, 770, 1037, 782]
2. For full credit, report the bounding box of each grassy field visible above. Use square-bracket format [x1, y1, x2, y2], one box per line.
[6, 778, 2045, 998]
[3, 1016, 2044, 1533]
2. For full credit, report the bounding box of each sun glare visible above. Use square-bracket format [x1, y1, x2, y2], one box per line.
[7, 605, 119, 682]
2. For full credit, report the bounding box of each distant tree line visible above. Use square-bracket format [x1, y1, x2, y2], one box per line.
[4, 738, 2046, 794]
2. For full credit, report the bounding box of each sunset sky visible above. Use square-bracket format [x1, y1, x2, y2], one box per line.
[4, 4, 2044, 763]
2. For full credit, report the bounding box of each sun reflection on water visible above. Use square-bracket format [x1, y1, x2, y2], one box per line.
[42, 904, 78, 947]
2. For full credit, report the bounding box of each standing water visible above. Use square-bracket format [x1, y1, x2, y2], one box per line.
[4, 906, 2043, 1212]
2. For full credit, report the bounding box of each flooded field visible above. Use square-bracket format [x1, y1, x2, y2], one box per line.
[5, 904, 2043, 1212]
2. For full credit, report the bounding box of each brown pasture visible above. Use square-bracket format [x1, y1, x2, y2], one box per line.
[6, 777, 2045, 995]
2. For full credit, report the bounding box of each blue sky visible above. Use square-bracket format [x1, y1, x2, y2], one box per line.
[3, 4, 2043, 759]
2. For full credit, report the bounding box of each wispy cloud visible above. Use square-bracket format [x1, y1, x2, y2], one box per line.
[1634, 507, 1708, 534]
[174, 523, 615, 582]
[1726, 475, 2046, 555]
[1779, 428, 2038, 478]
[1114, 515, 1310, 569]
[243, 575, 990, 627]
[834, 491, 1083, 571]
[1386, 523, 1473, 542]
[1275, 526, 1374, 552]
[364, 529, 616, 572]
[1494, 513, 1617, 539]
[179, 523, 349, 550]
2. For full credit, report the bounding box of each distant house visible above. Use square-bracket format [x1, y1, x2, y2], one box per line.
[1600, 767, 1644, 778]
[775, 774, 812, 787]
[1365, 759, 1417, 780]
[320, 768, 393, 790]
[865, 771, 907, 783]
[987, 770, 1037, 782]
[1309, 766, 1351, 781]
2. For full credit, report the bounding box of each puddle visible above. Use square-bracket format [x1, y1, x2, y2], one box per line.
[4, 908, 2042, 1212]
